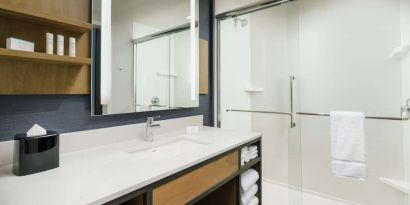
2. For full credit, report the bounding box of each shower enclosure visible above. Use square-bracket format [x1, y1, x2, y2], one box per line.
[216, 0, 410, 204]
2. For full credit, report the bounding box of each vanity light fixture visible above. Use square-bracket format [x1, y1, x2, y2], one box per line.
[101, 0, 112, 105]
[190, 0, 196, 101]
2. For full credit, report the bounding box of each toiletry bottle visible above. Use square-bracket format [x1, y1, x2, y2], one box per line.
[46, 33, 54, 54]
[69, 37, 76, 57]
[57, 35, 64, 56]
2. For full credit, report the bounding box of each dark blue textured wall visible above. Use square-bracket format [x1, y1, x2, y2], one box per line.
[0, 95, 211, 141]
[0, 0, 213, 142]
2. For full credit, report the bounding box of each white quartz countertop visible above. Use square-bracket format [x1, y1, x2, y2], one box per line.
[0, 127, 260, 205]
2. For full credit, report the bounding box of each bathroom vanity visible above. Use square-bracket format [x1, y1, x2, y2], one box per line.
[0, 126, 261, 205]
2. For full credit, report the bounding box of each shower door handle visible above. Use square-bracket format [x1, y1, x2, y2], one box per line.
[290, 76, 296, 128]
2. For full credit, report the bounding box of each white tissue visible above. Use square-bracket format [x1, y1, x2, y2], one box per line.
[26, 124, 47, 137]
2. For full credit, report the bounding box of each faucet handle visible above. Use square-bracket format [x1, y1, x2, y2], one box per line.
[147, 116, 161, 127]
[147, 116, 160, 121]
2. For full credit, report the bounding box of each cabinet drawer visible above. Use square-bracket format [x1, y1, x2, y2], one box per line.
[152, 151, 239, 205]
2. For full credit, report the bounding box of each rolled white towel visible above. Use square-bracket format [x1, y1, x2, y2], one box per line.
[241, 184, 258, 205]
[241, 169, 260, 192]
[247, 196, 259, 205]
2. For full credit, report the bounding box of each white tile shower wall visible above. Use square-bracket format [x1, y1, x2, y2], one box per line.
[248, 4, 295, 186]
[107, 0, 193, 114]
[0, 115, 203, 167]
[401, 2, 410, 205]
[298, 0, 406, 204]
[217, 0, 408, 204]
[400, 2, 410, 204]
[136, 36, 171, 110]
[220, 16, 252, 132]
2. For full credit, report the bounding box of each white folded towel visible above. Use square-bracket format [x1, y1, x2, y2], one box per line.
[330, 111, 367, 180]
[241, 169, 260, 192]
[248, 149, 257, 155]
[247, 196, 259, 205]
[241, 147, 249, 165]
[249, 153, 258, 160]
[248, 149, 258, 158]
[241, 184, 258, 205]
[248, 145, 258, 152]
[241, 146, 258, 166]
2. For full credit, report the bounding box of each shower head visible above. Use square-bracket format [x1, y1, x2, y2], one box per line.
[234, 17, 248, 27]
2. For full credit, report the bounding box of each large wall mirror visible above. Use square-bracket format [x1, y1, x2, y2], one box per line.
[92, 0, 199, 115]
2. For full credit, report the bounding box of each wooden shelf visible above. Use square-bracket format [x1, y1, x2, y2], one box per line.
[0, 48, 92, 66]
[0, 3, 92, 33]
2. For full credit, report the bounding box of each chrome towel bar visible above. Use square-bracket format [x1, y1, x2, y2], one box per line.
[297, 112, 408, 121]
[226, 109, 409, 121]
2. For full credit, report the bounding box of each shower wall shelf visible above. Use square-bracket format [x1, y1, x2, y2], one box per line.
[244, 87, 264, 92]
[380, 178, 410, 194]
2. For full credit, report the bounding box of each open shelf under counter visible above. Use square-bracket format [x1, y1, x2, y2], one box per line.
[240, 157, 261, 174]
[0, 3, 92, 33]
[0, 48, 92, 66]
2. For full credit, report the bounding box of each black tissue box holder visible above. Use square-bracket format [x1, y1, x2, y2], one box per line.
[13, 131, 59, 176]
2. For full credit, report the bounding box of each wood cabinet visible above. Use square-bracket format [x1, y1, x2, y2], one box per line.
[105, 138, 262, 205]
[153, 151, 239, 205]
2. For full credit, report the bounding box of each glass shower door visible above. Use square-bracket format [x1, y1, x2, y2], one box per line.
[218, 1, 302, 204]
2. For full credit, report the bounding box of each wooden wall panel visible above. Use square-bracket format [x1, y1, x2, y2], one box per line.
[0, 0, 90, 22]
[0, 0, 91, 94]
[199, 39, 209, 95]
[153, 151, 239, 205]
[0, 60, 89, 94]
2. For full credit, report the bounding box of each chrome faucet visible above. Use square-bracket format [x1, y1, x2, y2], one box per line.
[145, 116, 161, 141]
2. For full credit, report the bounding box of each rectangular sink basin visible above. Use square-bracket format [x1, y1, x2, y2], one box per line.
[127, 139, 208, 161]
